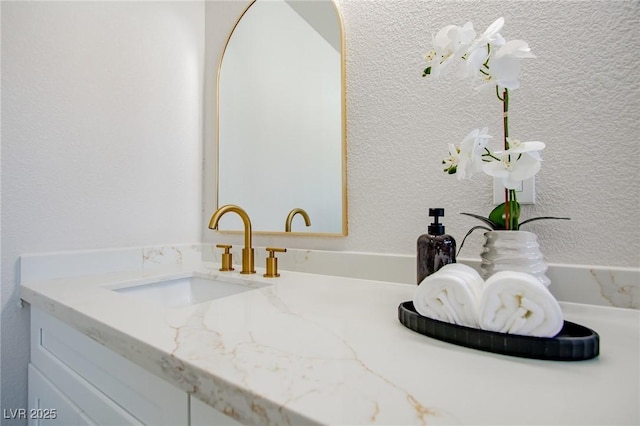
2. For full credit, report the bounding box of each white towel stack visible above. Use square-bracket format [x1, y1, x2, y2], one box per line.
[479, 271, 564, 337]
[412, 266, 564, 337]
[412, 263, 484, 328]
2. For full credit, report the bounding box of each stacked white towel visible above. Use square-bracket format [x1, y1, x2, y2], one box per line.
[478, 271, 564, 337]
[413, 263, 484, 328]
[412, 266, 565, 337]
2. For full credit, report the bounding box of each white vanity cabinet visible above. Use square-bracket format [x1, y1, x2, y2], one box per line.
[28, 308, 240, 426]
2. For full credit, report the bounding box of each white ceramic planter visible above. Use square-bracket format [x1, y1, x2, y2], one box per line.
[480, 230, 550, 287]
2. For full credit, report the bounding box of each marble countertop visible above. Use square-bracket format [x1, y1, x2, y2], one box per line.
[20, 262, 640, 425]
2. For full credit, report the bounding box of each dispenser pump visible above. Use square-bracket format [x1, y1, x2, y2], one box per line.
[428, 208, 445, 236]
[417, 208, 456, 284]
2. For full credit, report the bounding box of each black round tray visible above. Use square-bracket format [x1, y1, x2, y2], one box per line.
[398, 301, 599, 361]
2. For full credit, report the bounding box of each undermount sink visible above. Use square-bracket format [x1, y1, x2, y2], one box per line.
[111, 274, 266, 309]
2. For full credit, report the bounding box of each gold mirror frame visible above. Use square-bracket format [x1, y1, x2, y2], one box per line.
[215, 0, 347, 236]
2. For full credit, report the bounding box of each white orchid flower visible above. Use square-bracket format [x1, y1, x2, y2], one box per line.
[459, 18, 505, 80]
[480, 17, 506, 46]
[442, 143, 460, 174]
[424, 22, 476, 78]
[456, 127, 492, 180]
[484, 40, 536, 90]
[489, 56, 523, 90]
[505, 138, 545, 156]
[483, 139, 544, 189]
[459, 44, 490, 80]
[495, 39, 536, 60]
[468, 17, 507, 56]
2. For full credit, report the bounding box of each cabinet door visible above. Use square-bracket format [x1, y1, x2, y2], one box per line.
[28, 364, 96, 426]
[30, 308, 187, 425]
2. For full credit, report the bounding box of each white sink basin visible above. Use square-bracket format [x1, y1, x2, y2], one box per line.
[112, 274, 266, 309]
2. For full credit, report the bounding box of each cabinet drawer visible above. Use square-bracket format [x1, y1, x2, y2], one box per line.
[28, 363, 132, 426]
[30, 308, 187, 425]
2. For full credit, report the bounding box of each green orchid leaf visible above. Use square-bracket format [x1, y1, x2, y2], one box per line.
[457, 225, 493, 256]
[488, 201, 520, 229]
[460, 212, 500, 230]
[519, 216, 571, 227]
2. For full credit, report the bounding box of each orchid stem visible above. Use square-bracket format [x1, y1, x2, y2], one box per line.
[483, 148, 500, 161]
[503, 88, 509, 149]
[501, 87, 514, 230]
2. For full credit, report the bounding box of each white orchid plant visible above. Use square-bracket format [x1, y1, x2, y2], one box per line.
[423, 17, 568, 232]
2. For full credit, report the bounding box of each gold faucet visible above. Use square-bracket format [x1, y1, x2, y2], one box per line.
[285, 208, 311, 232]
[208, 204, 255, 274]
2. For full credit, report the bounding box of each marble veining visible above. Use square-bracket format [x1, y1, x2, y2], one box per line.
[165, 284, 446, 425]
[19, 248, 640, 425]
[143, 246, 184, 265]
[590, 268, 640, 309]
[142, 244, 203, 275]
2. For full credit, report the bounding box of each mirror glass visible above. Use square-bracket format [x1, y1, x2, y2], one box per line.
[217, 0, 346, 235]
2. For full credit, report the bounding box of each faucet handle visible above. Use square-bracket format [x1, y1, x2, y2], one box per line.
[264, 247, 287, 278]
[216, 244, 234, 272]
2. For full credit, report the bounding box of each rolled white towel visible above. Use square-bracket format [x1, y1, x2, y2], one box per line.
[479, 271, 563, 337]
[413, 263, 484, 328]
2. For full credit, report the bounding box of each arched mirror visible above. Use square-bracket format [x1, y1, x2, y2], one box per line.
[217, 0, 347, 235]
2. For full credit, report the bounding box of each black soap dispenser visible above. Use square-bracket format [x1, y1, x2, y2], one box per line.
[417, 208, 456, 284]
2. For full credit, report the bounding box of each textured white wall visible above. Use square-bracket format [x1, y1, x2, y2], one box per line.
[204, 0, 639, 269]
[1, 1, 204, 415]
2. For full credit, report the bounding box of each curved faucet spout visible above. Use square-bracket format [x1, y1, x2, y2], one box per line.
[209, 204, 255, 274]
[285, 208, 311, 232]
